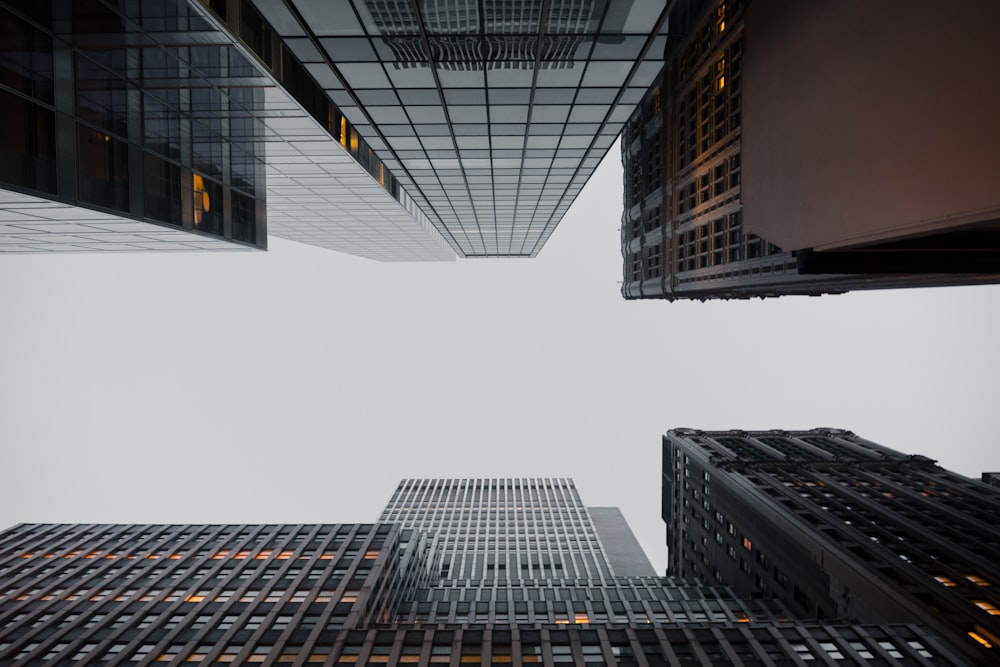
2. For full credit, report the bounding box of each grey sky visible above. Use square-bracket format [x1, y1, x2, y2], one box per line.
[2, 145, 999, 574]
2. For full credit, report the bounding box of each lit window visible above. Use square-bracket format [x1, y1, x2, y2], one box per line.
[968, 631, 993, 648]
[974, 600, 1000, 615]
[967, 574, 992, 586]
[742, 537, 752, 551]
[934, 575, 957, 587]
[907, 641, 933, 658]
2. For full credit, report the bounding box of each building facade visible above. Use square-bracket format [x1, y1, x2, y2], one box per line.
[0, 477, 974, 665]
[1, 0, 670, 260]
[662, 428, 1000, 665]
[379, 478, 651, 581]
[621, 0, 1000, 300]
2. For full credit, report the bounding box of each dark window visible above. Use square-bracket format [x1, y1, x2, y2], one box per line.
[143, 154, 181, 225]
[77, 125, 129, 212]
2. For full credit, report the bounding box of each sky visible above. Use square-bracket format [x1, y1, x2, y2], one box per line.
[2, 145, 999, 574]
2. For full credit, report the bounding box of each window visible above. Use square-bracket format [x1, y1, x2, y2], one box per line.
[967, 574, 991, 586]
[878, 641, 903, 659]
[974, 600, 1000, 615]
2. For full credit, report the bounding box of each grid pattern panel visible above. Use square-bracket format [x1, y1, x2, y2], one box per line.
[380, 478, 615, 581]
[0, 523, 415, 664]
[257, 0, 671, 257]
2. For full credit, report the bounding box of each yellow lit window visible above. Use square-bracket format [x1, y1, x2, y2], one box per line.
[968, 574, 992, 586]
[185, 594, 205, 603]
[340, 117, 347, 147]
[364, 549, 380, 559]
[319, 553, 336, 560]
[974, 600, 1000, 615]
[574, 613, 590, 624]
[256, 550, 272, 560]
[935, 575, 957, 587]
[192, 174, 210, 226]
[277, 551, 294, 560]
[968, 631, 993, 648]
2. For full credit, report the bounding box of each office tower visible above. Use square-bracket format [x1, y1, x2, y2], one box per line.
[1, 0, 668, 260]
[662, 428, 1000, 665]
[0, 479, 972, 665]
[621, 0, 1000, 299]
[379, 478, 653, 581]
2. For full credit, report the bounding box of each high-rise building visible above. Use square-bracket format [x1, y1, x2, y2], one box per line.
[621, 0, 1000, 300]
[1, 0, 669, 260]
[662, 428, 1000, 665]
[0, 478, 972, 665]
[379, 478, 653, 581]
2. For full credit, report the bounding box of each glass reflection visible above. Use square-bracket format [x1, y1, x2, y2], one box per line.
[0, 0, 267, 247]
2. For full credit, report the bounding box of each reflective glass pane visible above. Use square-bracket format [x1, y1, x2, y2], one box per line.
[77, 125, 129, 212]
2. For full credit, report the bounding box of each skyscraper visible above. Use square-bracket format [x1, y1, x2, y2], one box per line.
[379, 478, 653, 581]
[621, 0, 1000, 300]
[662, 428, 1000, 665]
[1, 0, 669, 260]
[0, 478, 971, 665]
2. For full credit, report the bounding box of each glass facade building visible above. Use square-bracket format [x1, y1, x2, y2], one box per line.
[662, 428, 1000, 665]
[0, 478, 974, 665]
[1, 0, 672, 260]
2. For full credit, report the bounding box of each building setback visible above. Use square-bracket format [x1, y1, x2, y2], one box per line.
[0, 478, 974, 665]
[621, 0, 1000, 300]
[662, 428, 1000, 665]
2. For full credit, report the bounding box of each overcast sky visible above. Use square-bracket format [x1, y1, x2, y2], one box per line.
[2, 144, 999, 573]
